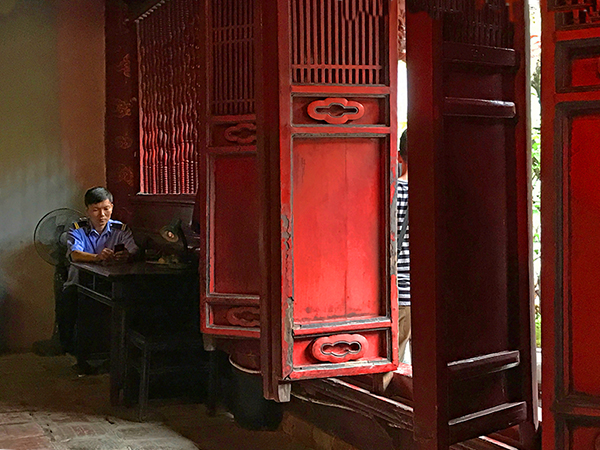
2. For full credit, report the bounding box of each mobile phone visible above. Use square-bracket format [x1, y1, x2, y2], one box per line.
[114, 243, 125, 253]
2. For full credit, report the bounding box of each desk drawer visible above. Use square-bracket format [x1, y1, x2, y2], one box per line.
[78, 271, 113, 298]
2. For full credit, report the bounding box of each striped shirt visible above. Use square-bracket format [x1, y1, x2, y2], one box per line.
[397, 180, 410, 306]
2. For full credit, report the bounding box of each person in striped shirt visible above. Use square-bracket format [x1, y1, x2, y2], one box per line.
[397, 129, 411, 363]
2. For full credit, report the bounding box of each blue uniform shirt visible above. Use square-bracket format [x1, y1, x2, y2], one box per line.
[67, 218, 138, 257]
[64, 218, 138, 287]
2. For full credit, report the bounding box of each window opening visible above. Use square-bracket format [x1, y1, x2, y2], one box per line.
[530, 0, 542, 404]
[137, 0, 203, 194]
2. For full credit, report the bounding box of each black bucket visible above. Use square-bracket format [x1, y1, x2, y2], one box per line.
[229, 358, 283, 430]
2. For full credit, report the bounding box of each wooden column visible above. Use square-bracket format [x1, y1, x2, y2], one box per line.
[105, 0, 140, 223]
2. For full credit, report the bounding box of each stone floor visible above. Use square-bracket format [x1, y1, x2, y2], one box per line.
[0, 352, 314, 450]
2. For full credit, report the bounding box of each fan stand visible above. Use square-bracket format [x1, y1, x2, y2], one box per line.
[32, 264, 68, 357]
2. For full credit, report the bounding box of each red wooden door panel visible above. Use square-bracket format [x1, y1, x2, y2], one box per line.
[541, 2, 600, 448]
[407, 1, 537, 448]
[257, 0, 399, 401]
[199, 0, 261, 339]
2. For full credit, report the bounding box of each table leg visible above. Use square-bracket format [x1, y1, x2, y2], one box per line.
[110, 303, 127, 405]
[76, 289, 93, 373]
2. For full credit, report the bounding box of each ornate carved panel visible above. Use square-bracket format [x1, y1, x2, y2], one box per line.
[223, 122, 257, 144]
[306, 97, 365, 124]
[106, 0, 140, 215]
[200, 0, 259, 340]
[136, 0, 203, 194]
[407, 0, 513, 48]
[291, 0, 388, 84]
[310, 334, 369, 363]
[293, 96, 388, 126]
[549, 0, 600, 30]
[226, 306, 261, 328]
[210, 0, 255, 116]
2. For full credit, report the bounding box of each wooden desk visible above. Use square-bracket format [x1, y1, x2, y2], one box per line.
[72, 261, 198, 405]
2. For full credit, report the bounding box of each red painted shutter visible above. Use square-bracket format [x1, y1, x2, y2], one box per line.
[541, 1, 600, 449]
[257, 0, 400, 401]
[198, 0, 262, 341]
[407, 1, 538, 448]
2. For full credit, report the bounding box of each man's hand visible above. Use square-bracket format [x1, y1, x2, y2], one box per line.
[114, 249, 130, 262]
[96, 248, 114, 262]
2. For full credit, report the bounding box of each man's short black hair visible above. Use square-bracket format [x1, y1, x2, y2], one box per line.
[84, 187, 113, 206]
[399, 129, 408, 162]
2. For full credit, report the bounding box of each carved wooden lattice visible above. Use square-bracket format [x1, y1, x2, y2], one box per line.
[211, 0, 255, 116]
[137, 0, 202, 194]
[408, 0, 513, 48]
[550, 0, 600, 29]
[291, 0, 388, 85]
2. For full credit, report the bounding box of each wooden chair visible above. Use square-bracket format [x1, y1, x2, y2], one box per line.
[124, 326, 208, 421]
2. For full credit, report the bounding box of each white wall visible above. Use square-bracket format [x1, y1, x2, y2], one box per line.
[0, 0, 105, 351]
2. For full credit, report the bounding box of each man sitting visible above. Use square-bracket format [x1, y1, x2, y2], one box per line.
[58, 186, 138, 373]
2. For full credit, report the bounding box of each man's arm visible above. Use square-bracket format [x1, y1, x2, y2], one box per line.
[70, 249, 114, 262]
[67, 225, 114, 263]
[120, 226, 139, 255]
[113, 224, 139, 261]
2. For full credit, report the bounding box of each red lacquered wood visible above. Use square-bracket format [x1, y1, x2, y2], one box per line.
[136, 0, 203, 194]
[294, 96, 386, 126]
[310, 333, 370, 363]
[105, 0, 139, 218]
[258, 0, 398, 402]
[292, 137, 384, 321]
[408, 1, 535, 448]
[290, 0, 386, 85]
[541, 1, 600, 448]
[407, 12, 446, 449]
[199, 0, 260, 340]
[210, 154, 259, 295]
[539, 1, 558, 442]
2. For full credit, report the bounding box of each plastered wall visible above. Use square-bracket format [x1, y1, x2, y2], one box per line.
[0, 0, 105, 351]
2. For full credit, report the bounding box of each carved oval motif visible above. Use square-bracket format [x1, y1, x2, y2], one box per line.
[311, 333, 369, 363]
[307, 98, 365, 124]
[224, 122, 257, 144]
[226, 306, 260, 328]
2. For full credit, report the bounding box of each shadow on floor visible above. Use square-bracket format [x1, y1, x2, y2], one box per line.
[0, 352, 313, 450]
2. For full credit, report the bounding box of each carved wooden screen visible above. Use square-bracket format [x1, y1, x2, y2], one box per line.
[136, 0, 203, 194]
[541, 0, 600, 448]
[135, 0, 260, 342]
[407, 0, 537, 448]
[290, 0, 387, 84]
[258, 0, 399, 402]
[198, 0, 261, 340]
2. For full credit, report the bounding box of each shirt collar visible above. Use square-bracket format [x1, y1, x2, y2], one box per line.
[89, 220, 112, 237]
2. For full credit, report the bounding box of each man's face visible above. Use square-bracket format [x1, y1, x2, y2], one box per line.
[86, 199, 113, 231]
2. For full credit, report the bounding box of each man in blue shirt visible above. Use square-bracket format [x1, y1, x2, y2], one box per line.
[58, 187, 138, 372]
[67, 188, 138, 264]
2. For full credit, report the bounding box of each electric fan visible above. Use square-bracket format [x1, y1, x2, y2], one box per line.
[32, 208, 83, 356]
[34, 208, 83, 267]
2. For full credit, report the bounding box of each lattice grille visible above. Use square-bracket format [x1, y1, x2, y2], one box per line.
[211, 0, 255, 115]
[137, 0, 203, 194]
[291, 0, 388, 85]
[408, 0, 513, 48]
[552, 0, 600, 29]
